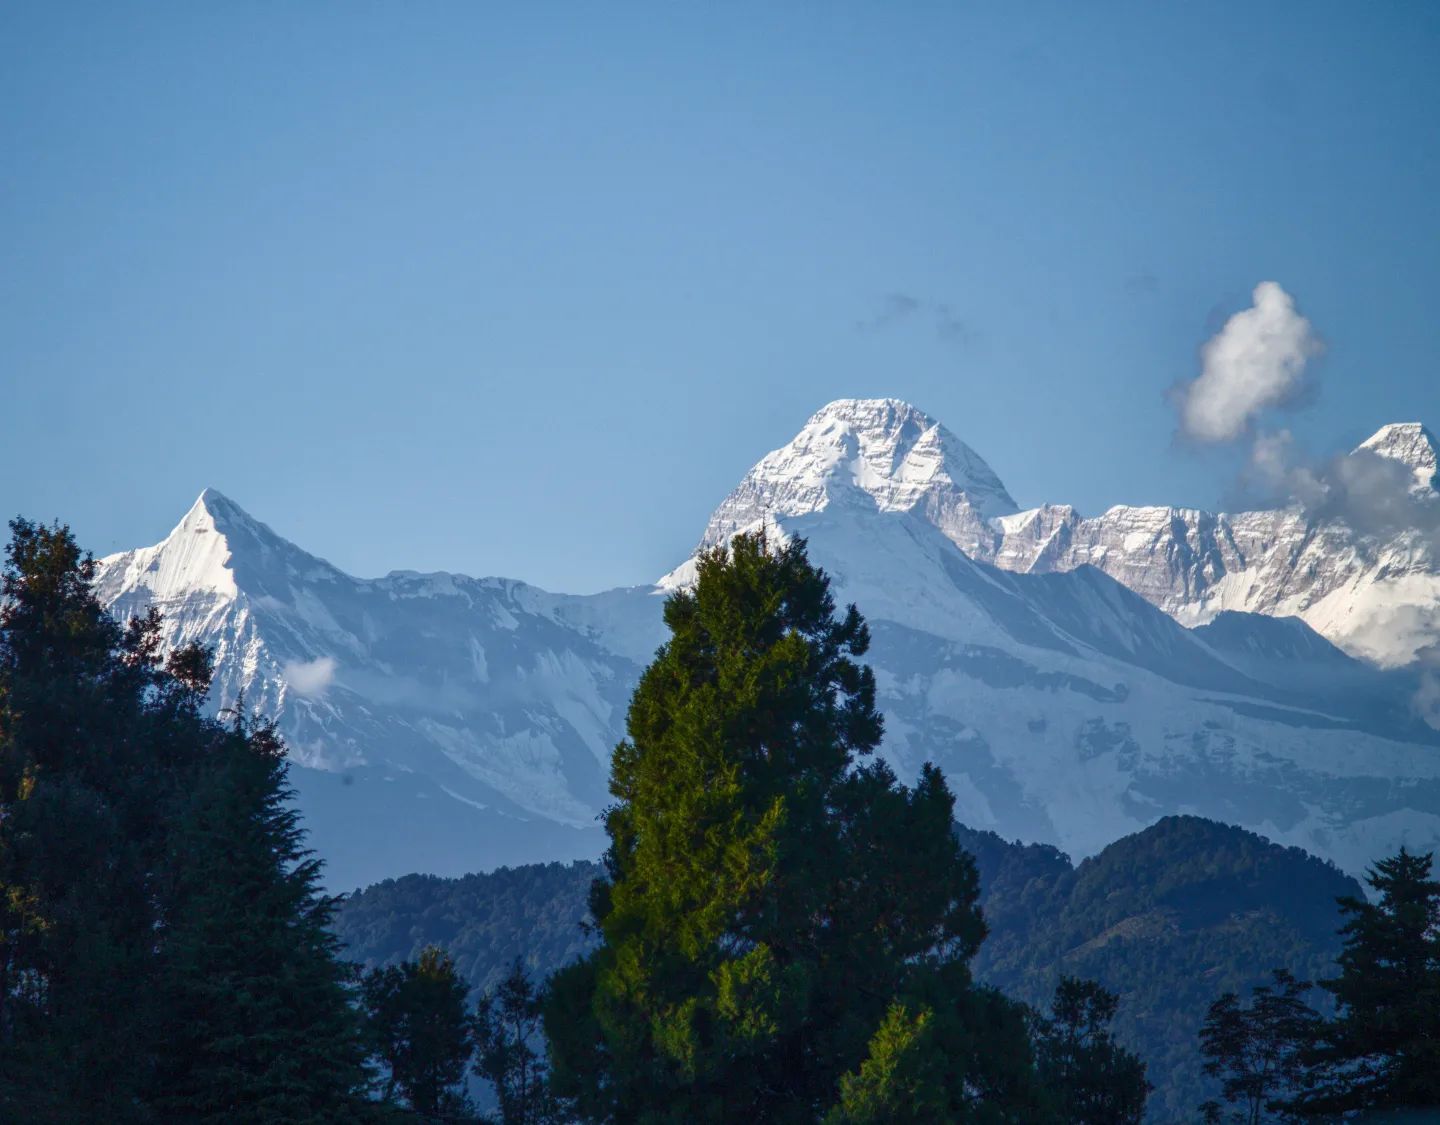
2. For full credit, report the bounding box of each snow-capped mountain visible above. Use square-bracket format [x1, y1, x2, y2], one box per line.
[697, 397, 1018, 559]
[96, 490, 665, 888]
[981, 423, 1440, 669]
[95, 401, 1440, 889]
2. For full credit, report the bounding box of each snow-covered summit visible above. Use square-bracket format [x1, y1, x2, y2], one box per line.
[1356, 422, 1439, 492]
[97, 489, 244, 600]
[97, 488, 343, 610]
[697, 398, 1017, 558]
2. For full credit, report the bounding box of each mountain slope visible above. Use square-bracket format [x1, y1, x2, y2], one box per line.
[96, 490, 665, 887]
[94, 402, 1440, 888]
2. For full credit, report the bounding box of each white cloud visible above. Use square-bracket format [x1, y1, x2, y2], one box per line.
[1175, 281, 1322, 442]
[1246, 428, 1297, 491]
[284, 656, 336, 698]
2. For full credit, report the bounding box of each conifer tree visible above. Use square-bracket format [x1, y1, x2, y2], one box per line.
[543, 532, 1048, 1123]
[1031, 977, 1150, 1124]
[153, 713, 373, 1121]
[822, 1002, 948, 1124]
[1287, 848, 1440, 1118]
[0, 520, 210, 1120]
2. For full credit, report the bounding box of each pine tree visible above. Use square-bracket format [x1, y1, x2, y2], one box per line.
[152, 713, 373, 1121]
[543, 532, 1048, 1123]
[0, 520, 211, 1120]
[363, 945, 475, 1120]
[1197, 969, 1319, 1124]
[1031, 977, 1150, 1124]
[473, 960, 562, 1124]
[1287, 848, 1440, 1118]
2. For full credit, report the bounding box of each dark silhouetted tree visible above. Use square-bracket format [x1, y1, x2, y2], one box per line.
[364, 945, 474, 1120]
[0, 520, 211, 1120]
[473, 959, 563, 1124]
[1031, 976, 1149, 1124]
[154, 713, 373, 1121]
[0, 517, 378, 1122]
[1198, 969, 1319, 1124]
[1287, 848, 1440, 1118]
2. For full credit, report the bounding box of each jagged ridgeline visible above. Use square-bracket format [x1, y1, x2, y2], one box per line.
[96, 400, 1440, 890]
[333, 815, 1360, 1122]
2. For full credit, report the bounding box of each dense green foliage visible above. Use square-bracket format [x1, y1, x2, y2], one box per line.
[154, 715, 372, 1120]
[0, 520, 205, 1118]
[363, 945, 475, 1118]
[339, 816, 1360, 1121]
[1288, 848, 1440, 1119]
[0, 519, 371, 1121]
[542, 533, 1051, 1122]
[1197, 848, 1440, 1122]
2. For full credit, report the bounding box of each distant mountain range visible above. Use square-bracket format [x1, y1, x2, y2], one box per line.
[95, 399, 1440, 889]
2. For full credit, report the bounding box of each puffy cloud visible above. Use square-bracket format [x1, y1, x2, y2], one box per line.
[1174, 281, 1323, 442]
[284, 656, 336, 698]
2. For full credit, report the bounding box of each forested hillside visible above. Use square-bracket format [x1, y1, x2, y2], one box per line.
[335, 815, 1359, 1120]
[960, 817, 1359, 1119]
[334, 861, 598, 996]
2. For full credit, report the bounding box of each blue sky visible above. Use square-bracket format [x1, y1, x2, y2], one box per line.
[3, 2, 1438, 592]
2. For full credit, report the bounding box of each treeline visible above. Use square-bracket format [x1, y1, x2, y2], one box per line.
[0, 520, 373, 1120]
[1196, 846, 1440, 1121]
[3, 519, 1437, 1122]
[335, 817, 1374, 1118]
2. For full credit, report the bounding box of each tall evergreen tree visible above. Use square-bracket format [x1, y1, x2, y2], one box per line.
[1287, 848, 1440, 1118]
[0, 520, 209, 1120]
[1031, 977, 1150, 1124]
[0, 515, 382, 1122]
[362, 945, 475, 1121]
[543, 532, 1047, 1123]
[153, 713, 373, 1121]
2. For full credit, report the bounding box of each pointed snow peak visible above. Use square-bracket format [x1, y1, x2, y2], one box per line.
[96, 489, 248, 601]
[696, 398, 1016, 554]
[187, 487, 262, 533]
[1355, 423, 1439, 491]
[167, 488, 278, 557]
[97, 489, 336, 606]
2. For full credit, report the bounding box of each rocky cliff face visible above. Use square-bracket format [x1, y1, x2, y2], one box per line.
[979, 423, 1440, 668]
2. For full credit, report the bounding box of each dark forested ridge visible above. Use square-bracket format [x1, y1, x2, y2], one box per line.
[960, 816, 1360, 1120]
[334, 861, 598, 996]
[335, 815, 1360, 1121]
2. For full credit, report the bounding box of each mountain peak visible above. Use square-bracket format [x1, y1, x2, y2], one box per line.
[98, 489, 331, 607]
[696, 398, 1016, 556]
[1355, 422, 1438, 491]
